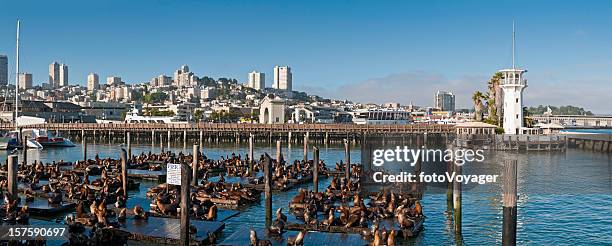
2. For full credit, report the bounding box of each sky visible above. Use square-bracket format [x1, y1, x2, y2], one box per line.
[1, 0, 611, 113]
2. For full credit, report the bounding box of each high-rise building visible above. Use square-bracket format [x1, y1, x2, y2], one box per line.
[49, 61, 60, 87]
[87, 73, 99, 92]
[0, 55, 7, 85]
[18, 73, 32, 89]
[247, 70, 265, 90]
[107, 76, 122, 86]
[59, 63, 68, 87]
[273, 66, 292, 91]
[174, 65, 197, 87]
[435, 91, 455, 112]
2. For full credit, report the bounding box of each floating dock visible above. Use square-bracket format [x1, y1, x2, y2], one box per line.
[220, 227, 368, 246]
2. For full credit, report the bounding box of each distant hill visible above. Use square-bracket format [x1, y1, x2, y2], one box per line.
[526, 105, 593, 116]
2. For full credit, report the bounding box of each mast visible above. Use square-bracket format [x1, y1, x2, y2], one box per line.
[14, 20, 20, 126]
[512, 20, 516, 70]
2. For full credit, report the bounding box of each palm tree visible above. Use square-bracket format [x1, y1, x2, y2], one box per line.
[485, 72, 503, 126]
[472, 91, 485, 121]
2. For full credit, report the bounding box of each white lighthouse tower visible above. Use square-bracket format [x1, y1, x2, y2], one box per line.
[500, 22, 527, 135]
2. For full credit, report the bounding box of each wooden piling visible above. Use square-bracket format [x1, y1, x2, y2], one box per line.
[263, 154, 273, 228]
[249, 134, 254, 176]
[453, 163, 462, 235]
[180, 163, 192, 246]
[82, 135, 87, 162]
[276, 140, 282, 164]
[502, 159, 518, 246]
[303, 132, 309, 162]
[344, 139, 350, 181]
[167, 130, 171, 149]
[22, 135, 28, 165]
[447, 161, 454, 212]
[127, 131, 132, 158]
[313, 146, 319, 193]
[7, 155, 18, 200]
[192, 145, 199, 186]
[199, 131, 203, 150]
[121, 148, 128, 197]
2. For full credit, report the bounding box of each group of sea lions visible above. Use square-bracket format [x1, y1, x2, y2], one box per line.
[289, 188, 423, 245]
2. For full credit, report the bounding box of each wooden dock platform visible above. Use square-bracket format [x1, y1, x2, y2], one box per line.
[114, 216, 224, 245]
[128, 169, 165, 181]
[19, 197, 76, 215]
[148, 208, 240, 222]
[220, 227, 368, 246]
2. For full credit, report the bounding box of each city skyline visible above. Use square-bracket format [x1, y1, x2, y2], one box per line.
[1, 1, 612, 113]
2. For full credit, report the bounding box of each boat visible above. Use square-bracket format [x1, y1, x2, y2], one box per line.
[28, 129, 75, 148]
[351, 108, 411, 125]
[0, 21, 45, 150]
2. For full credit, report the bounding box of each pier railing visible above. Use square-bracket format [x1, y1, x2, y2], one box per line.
[0, 122, 455, 134]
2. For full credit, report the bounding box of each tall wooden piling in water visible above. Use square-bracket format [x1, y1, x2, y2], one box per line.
[249, 134, 254, 176]
[313, 146, 319, 192]
[7, 155, 18, 200]
[180, 163, 192, 246]
[453, 163, 462, 235]
[447, 161, 454, 212]
[192, 145, 199, 186]
[502, 159, 518, 246]
[344, 139, 350, 181]
[22, 135, 28, 165]
[127, 131, 132, 158]
[276, 140, 282, 164]
[121, 149, 128, 197]
[263, 154, 273, 227]
[167, 130, 171, 149]
[82, 135, 87, 162]
[303, 132, 309, 162]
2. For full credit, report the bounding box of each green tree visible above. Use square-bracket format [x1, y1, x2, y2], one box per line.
[472, 91, 485, 122]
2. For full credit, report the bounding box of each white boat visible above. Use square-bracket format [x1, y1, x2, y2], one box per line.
[351, 109, 411, 125]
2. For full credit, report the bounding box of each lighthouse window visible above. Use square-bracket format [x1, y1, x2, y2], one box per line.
[516, 114, 519, 119]
[516, 98, 519, 103]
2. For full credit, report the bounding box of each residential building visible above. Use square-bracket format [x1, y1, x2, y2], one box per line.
[0, 55, 7, 85]
[174, 65, 197, 87]
[18, 73, 33, 89]
[87, 73, 99, 92]
[59, 63, 68, 87]
[435, 90, 455, 112]
[247, 70, 265, 90]
[49, 62, 60, 87]
[107, 76, 122, 86]
[151, 74, 172, 87]
[273, 66, 292, 91]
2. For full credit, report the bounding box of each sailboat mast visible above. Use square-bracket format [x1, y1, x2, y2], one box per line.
[15, 20, 20, 125]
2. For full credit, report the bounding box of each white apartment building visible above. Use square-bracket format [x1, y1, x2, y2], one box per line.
[273, 66, 292, 91]
[247, 70, 265, 90]
[87, 73, 99, 92]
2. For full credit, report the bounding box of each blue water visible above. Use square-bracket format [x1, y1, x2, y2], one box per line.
[2, 139, 611, 245]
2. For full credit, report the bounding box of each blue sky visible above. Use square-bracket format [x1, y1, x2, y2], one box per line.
[1, 0, 611, 113]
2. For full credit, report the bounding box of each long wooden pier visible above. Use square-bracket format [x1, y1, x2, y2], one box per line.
[0, 122, 454, 133]
[0, 122, 455, 144]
